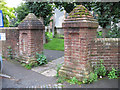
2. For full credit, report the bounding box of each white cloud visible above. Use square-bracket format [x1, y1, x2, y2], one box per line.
[5, 0, 25, 8]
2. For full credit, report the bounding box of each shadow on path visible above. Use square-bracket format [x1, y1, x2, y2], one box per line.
[43, 49, 64, 62]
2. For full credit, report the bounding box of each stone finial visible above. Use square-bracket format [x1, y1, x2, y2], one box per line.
[18, 13, 44, 29]
[63, 5, 98, 29]
[68, 5, 93, 19]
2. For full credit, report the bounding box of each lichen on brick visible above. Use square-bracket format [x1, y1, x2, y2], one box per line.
[68, 5, 93, 18]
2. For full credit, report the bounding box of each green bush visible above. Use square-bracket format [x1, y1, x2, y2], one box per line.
[45, 32, 53, 42]
[67, 77, 78, 84]
[57, 76, 66, 83]
[97, 31, 102, 38]
[108, 67, 118, 79]
[54, 34, 64, 39]
[88, 72, 98, 83]
[82, 72, 98, 84]
[94, 60, 106, 77]
[25, 63, 33, 69]
[20, 53, 47, 69]
[36, 52, 47, 65]
[116, 69, 120, 77]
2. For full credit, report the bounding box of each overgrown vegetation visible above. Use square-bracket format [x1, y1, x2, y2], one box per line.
[56, 64, 62, 77]
[20, 53, 47, 69]
[45, 32, 53, 42]
[54, 34, 64, 39]
[83, 72, 98, 84]
[44, 38, 64, 51]
[36, 52, 47, 65]
[7, 46, 13, 59]
[56, 59, 119, 85]
[0, 0, 15, 27]
[94, 60, 107, 77]
[108, 67, 118, 79]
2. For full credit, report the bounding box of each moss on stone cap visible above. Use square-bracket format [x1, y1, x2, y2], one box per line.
[68, 5, 93, 18]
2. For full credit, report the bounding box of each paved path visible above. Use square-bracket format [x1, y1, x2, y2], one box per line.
[2, 60, 58, 88]
[1, 50, 119, 88]
[43, 49, 64, 62]
[32, 57, 64, 77]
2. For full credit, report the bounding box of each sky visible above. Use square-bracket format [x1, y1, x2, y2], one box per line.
[5, 0, 25, 8]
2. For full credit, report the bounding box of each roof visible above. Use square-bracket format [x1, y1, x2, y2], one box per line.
[18, 13, 44, 30]
[67, 5, 93, 19]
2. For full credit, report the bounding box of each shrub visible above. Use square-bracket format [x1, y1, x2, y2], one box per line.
[45, 32, 53, 42]
[116, 69, 120, 77]
[57, 76, 66, 83]
[82, 72, 98, 84]
[108, 67, 118, 79]
[25, 63, 33, 69]
[20, 53, 47, 69]
[88, 72, 98, 83]
[94, 60, 106, 77]
[36, 52, 47, 65]
[68, 77, 78, 84]
[54, 34, 64, 39]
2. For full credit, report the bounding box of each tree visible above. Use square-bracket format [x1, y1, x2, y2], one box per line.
[14, 2, 54, 26]
[14, 3, 29, 26]
[86, 2, 120, 38]
[54, 2, 120, 38]
[0, 0, 15, 27]
[26, 2, 54, 26]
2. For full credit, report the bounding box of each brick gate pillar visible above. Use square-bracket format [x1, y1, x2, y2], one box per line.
[18, 13, 44, 59]
[59, 5, 98, 81]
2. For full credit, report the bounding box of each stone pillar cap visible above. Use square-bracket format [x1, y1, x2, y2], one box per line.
[62, 5, 98, 28]
[18, 13, 45, 30]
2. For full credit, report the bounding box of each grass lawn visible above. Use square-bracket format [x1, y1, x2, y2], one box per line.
[44, 38, 64, 51]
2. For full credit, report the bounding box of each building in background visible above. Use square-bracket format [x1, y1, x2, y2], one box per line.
[49, 8, 67, 35]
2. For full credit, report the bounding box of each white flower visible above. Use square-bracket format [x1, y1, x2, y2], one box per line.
[100, 76, 102, 78]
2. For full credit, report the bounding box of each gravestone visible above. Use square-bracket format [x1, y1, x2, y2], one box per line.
[18, 13, 45, 59]
[59, 5, 98, 81]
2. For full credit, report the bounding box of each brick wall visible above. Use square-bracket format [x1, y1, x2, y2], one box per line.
[60, 5, 119, 81]
[0, 13, 44, 60]
[90, 38, 119, 71]
[0, 27, 19, 57]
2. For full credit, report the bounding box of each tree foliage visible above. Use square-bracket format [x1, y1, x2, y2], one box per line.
[13, 2, 120, 38]
[13, 3, 29, 26]
[14, 2, 54, 26]
[55, 2, 120, 38]
[0, 0, 15, 27]
[85, 2, 120, 38]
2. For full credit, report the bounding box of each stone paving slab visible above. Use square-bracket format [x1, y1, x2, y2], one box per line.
[41, 69, 57, 77]
[31, 57, 64, 76]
